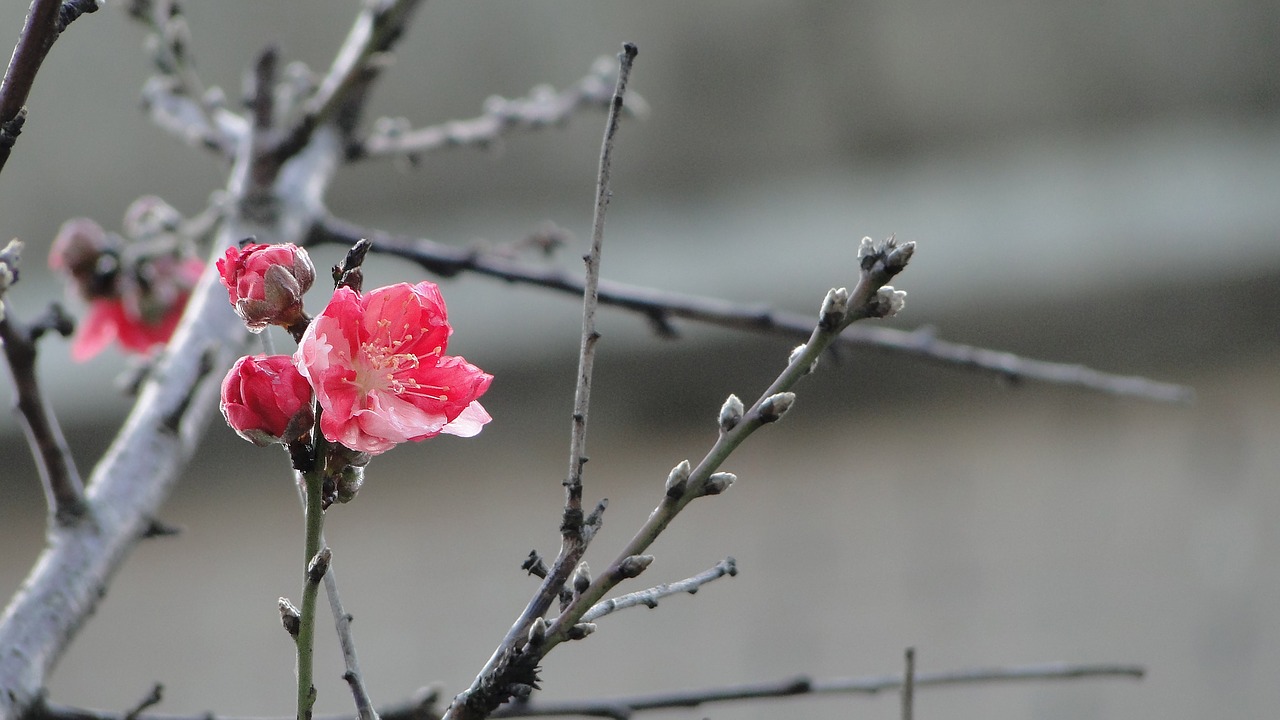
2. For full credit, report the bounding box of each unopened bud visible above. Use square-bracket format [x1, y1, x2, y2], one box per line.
[665, 459, 691, 498]
[857, 236, 876, 260]
[567, 622, 597, 640]
[279, 597, 301, 638]
[788, 344, 819, 374]
[618, 554, 655, 579]
[526, 617, 547, 646]
[819, 287, 850, 329]
[886, 241, 916, 273]
[220, 355, 314, 447]
[718, 395, 744, 432]
[572, 562, 592, 594]
[758, 392, 796, 423]
[333, 465, 364, 504]
[867, 286, 908, 319]
[704, 472, 737, 496]
[307, 547, 332, 584]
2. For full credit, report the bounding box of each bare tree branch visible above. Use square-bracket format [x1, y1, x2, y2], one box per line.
[0, 240, 86, 524]
[324, 559, 379, 720]
[126, 0, 231, 156]
[270, 0, 422, 164]
[491, 662, 1145, 719]
[0, 0, 98, 173]
[29, 662, 1144, 720]
[306, 218, 1192, 404]
[441, 42, 639, 720]
[581, 557, 736, 623]
[347, 57, 643, 162]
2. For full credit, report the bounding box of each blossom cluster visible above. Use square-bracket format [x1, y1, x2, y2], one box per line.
[217, 243, 492, 457]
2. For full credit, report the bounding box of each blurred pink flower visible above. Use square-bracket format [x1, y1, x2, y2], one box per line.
[67, 258, 204, 361]
[216, 243, 315, 332]
[295, 282, 492, 455]
[220, 354, 315, 447]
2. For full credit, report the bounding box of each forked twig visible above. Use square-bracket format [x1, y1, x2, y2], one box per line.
[441, 42, 639, 720]
[0, 241, 86, 523]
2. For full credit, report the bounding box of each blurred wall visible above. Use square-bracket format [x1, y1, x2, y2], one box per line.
[1, 2, 1279, 719]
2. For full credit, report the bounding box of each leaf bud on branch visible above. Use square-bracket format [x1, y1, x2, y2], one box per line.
[718, 394, 744, 433]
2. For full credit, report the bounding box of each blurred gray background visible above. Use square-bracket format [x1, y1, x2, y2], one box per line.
[2, 1, 1279, 718]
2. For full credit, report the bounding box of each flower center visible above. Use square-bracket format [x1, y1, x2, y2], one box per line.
[351, 319, 447, 401]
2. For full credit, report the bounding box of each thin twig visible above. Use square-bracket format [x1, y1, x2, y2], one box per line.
[0, 241, 86, 524]
[581, 557, 736, 623]
[440, 43, 638, 720]
[490, 662, 1145, 719]
[347, 57, 644, 161]
[565, 41, 636, 540]
[902, 647, 915, 720]
[0, 0, 98, 174]
[122, 684, 163, 720]
[31, 662, 1142, 720]
[324, 568, 379, 720]
[305, 219, 1193, 404]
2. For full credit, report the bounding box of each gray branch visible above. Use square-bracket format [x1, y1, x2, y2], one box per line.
[582, 557, 736, 623]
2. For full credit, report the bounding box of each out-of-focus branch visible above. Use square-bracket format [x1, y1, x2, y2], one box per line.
[126, 0, 230, 156]
[346, 56, 644, 162]
[29, 662, 1144, 720]
[306, 219, 1193, 404]
[581, 557, 736, 623]
[901, 647, 915, 720]
[270, 0, 422, 164]
[140, 74, 246, 156]
[0, 240, 86, 524]
[441, 43, 639, 720]
[0, 0, 99, 174]
[490, 662, 1146, 719]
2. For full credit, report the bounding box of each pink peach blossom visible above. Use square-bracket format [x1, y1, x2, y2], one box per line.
[295, 282, 492, 455]
[220, 354, 315, 446]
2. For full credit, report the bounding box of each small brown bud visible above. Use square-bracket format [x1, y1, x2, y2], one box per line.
[703, 472, 737, 496]
[279, 597, 301, 638]
[758, 392, 796, 423]
[618, 554, 655, 579]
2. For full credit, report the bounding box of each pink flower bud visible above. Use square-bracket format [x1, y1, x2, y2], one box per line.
[216, 243, 315, 332]
[220, 354, 314, 446]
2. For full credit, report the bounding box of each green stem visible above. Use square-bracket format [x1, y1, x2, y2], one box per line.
[297, 465, 325, 720]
